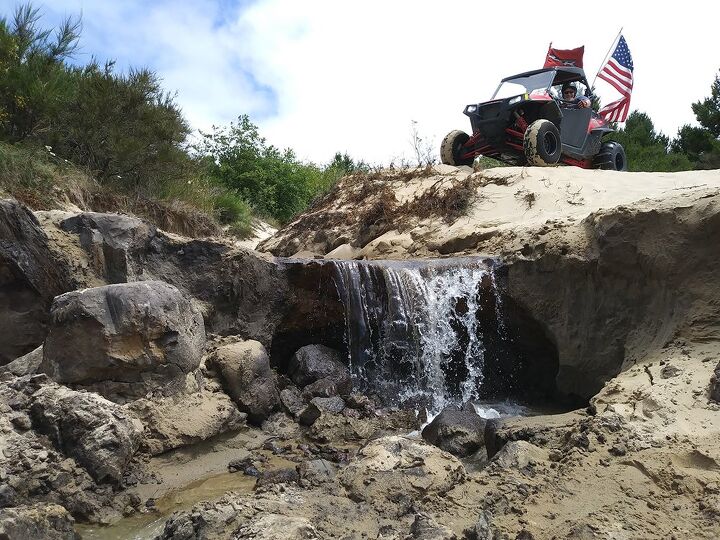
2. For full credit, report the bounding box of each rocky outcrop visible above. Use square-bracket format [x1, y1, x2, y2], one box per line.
[421, 406, 490, 457]
[207, 340, 281, 424]
[288, 344, 352, 398]
[0, 375, 127, 520]
[1, 345, 43, 377]
[0, 200, 73, 364]
[59, 212, 155, 283]
[128, 377, 247, 455]
[41, 280, 205, 400]
[338, 436, 466, 503]
[0, 503, 79, 540]
[29, 383, 143, 484]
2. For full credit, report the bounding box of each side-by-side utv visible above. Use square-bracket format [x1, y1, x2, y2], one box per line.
[441, 66, 627, 170]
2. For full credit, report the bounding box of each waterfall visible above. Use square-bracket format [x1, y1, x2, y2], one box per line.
[332, 258, 503, 413]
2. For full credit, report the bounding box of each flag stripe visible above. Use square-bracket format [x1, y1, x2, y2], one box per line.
[606, 58, 633, 80]
[604, 59, 633, 85]
[598, 73, 633, 97]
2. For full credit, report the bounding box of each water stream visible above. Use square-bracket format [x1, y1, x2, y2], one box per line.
[333, 257, 505, 413]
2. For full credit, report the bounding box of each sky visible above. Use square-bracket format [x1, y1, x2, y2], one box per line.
[4, 0, 719, 165]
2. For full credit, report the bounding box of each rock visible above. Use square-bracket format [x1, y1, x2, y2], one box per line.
[491, 441, 548, 469]
[59, 212, 155, 283]
[255, 468, 300, 489]
[338, 436, 466, 503]
[0, 503, 79, 540]
[421, 406, 489, 457]
[298, 396, 346, 426]
[469, 511, 504, 540]
[710, 361, 720, 402]
[0, 200, 73, 364]
[41, 281, 205, 400]
[1, 345, 43, 377]
[235, 514, 318, 539]
[280, 386, 306, 417]
[208, 340, 281, 424]
[325, 243, 360, 260]
[660, 364, 682, 378]
[127, 384, 246, 455]
[406, 513, 458, 539]
[29, 383, 143, 484]
[298, 459, 335, 485]
[288, 344, 352, 396]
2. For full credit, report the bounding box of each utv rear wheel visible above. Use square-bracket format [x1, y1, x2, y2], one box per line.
[593, 141, 627, 171]
[523, 120, 561, 166]
[440, 130, 472, 166]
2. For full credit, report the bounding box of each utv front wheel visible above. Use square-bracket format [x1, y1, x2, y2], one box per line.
[593, 142, 627, 171]
[440, 130, 472, 166]
[523, 120, 561, 166]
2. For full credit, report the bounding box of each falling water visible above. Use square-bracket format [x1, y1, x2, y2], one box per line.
[333, 258, 504, 413]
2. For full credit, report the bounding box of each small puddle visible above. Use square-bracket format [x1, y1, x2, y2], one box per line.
[76, 471, 258, 540]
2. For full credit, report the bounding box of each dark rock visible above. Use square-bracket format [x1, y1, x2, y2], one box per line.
[60, 212, 155, 283]
[609, 443, 627, 457]
[422, 406, 489, 457]
[299, 396, 346, 426]
[406, 513, 457, 539]
[0, 200, 74, 365]
[660, 364, 682, 379]
[288, 344, 351, 395]
[0, 484, 17, 508]
[255, 468, 300, 489]
[0, 503, 79, 540]
[208, 340, 281, 424]
[298, 459, 335, 485]
[710, 361, 720, 402]
[279, 386, 306, 417]
[41, 281, 205, 400]
[228, 457, 258, 475]
[29, 384, 143, 484]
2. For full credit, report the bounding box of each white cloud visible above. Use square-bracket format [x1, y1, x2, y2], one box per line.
[12, 0, 720, 165]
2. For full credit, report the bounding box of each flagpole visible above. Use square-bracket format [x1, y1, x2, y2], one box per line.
[592, 27, 623, 89]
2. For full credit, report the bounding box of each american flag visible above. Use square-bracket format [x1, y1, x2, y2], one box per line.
[598, 35, 634, 122]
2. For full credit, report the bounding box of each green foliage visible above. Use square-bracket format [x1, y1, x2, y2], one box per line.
[196, 116, 357, 224]
[608, 112, 692, 172]
[0, 6, 80, 140]
[49, 61, 192, 192]
[671, 71, 720, 169]
[692, 72, 720, 137]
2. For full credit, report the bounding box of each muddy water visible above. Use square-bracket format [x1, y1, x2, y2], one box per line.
[77, 471, 258, 539]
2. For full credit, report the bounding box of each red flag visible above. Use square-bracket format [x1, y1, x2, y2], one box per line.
[543, 45, 584, 68]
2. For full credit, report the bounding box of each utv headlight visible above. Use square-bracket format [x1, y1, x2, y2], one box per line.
[508, 95, 524, 105]
[465, 105, 477, 113]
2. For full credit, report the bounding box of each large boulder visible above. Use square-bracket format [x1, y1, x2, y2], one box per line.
[207, 340, 281, 424]
[288, 344, 352, 397]
[421, 406, 490, 457]
[41, 280, 205, 400]
[0, 503, 79, 540]
[29, 383, 144, 484]
[338, 436, 466, 503]
[0, 200, 73, 364]
[59, 212, 156, 283]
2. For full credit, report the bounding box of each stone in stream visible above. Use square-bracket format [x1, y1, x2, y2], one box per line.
[421, 405, 490, 457]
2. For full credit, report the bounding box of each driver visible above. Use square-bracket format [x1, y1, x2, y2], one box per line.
[561, 83, 591, 109]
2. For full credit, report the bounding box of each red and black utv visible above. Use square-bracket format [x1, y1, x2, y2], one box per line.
[440, 66, 627, 170]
